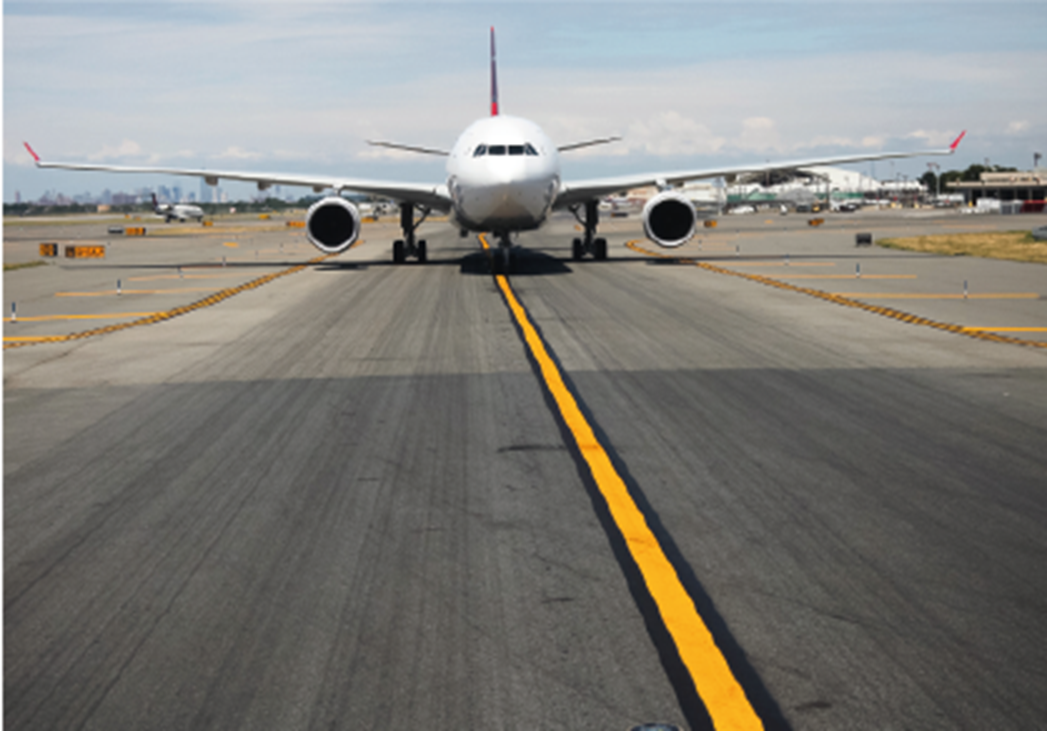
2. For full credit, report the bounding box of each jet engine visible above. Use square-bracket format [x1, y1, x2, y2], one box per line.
[642, 191, 697, 248]
[306, 196, 362, 254]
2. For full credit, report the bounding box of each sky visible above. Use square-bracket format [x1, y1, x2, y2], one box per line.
[4, 0, 1046, 203]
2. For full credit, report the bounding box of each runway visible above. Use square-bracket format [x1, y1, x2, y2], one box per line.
[5, 212, 1047, 729]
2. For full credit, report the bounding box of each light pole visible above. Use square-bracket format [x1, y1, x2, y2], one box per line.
[928, 162, 941, 201]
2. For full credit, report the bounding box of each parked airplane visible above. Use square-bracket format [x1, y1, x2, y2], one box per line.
[151, 192, 205, 223]
[24, 29, 965, 271]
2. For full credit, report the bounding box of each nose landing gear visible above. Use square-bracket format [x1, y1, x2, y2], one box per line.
[490, 231, 513, 274]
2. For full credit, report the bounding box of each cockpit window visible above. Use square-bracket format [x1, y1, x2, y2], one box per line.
[473, 143, 540, 157]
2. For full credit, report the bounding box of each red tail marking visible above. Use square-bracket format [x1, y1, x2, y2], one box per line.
[950, 130, 967, 151]
[23, 142, 41, 163]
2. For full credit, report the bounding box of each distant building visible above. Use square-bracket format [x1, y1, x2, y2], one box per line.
[947, 169, 1046, 206]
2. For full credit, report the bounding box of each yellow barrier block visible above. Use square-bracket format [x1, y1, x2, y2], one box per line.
[808, 218, 825, 227]
[362, 216, 377, 223]
[202, 220, 214, 227]
[39, 243, 59, 257]
[259, 213, 270, 220]
[65, 245, 106, 259]
[125, 227, 147, 236]
[703, 220, 718, 228]
[286, 220, 306, 228]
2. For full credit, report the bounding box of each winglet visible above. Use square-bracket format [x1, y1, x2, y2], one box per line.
[23, 142, 41, 164]
[490, 27, 499, 116]
[949, 130, 966, 153]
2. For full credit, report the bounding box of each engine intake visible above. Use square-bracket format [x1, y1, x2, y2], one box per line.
[642, 191, 697, 248]
[306, 196, 361, 254]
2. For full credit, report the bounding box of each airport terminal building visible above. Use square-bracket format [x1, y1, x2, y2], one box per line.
[947, 169, 1047, 212]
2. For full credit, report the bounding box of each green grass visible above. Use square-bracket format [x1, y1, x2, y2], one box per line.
[3, 260, 49, 272]
[878, 231, 1047, 265]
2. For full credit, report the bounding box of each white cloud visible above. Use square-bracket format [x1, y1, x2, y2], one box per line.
[216, 146, 265, 161]
[87, 140, 142, 162]
[904, 129, 962, 147]
[1007, 120, 1030, 135]
[622, 112, 724, 157]
[731, 117, 782, 153]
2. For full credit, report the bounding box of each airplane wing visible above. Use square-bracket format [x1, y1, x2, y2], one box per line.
[554, 131, 966, 209]
[22, 143, 453, 212]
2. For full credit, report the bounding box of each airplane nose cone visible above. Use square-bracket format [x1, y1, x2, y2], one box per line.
[488, 186, 531, 219]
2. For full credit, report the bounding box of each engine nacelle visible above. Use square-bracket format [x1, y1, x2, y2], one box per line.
[642, 191, 697, 248]
[306, 196, 361, 254]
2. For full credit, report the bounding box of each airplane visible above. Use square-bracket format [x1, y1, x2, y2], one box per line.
[151, 192, 205, 223]
[24, 28, 966, 272]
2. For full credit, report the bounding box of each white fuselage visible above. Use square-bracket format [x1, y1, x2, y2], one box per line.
[446, 115, 561, 233]
[156, 202, 205, 222]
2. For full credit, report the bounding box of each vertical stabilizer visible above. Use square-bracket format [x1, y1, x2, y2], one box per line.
[490, 26, 499, 116]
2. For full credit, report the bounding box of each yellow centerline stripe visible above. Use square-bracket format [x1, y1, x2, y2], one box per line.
[626, 240, 1047, 349]
[713, 261, 835, 267]
[482, 235, 763, 730]
[56, 288, 220, 296]
[128, 273, 246, 282]
[779, 275, 917, 280]
[832, 292, 1039, 299]
[4, 252, 338, 349]
[4, 312, 162, 323]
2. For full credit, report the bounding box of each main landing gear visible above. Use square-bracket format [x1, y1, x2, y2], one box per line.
[392, 202, 430, 264]
[569, 199, 608, 261]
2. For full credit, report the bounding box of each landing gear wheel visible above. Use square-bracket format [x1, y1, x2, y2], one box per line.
[572, 238, 584, 261]
[393, 239, 406, 264]
[593, 237, 607, 260]
[491, 246, 512, 275]
[417, 239, 427, 263]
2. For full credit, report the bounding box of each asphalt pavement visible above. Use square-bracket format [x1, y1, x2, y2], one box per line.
[5, 211, 1047, 730]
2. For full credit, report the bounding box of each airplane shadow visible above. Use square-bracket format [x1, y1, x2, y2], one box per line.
[459, 249, 573, 276]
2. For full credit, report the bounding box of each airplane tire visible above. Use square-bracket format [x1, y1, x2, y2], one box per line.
[417, 240, 427, 263]
[393, 239, 406, 264]
[594, 237, 607, 260]
[572, 238, 584, 260]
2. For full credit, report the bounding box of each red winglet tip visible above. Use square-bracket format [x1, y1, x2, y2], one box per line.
[23, 142, 40, 162]
[950, 130, 966, 151]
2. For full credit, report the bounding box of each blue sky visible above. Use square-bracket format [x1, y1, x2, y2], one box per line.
[4, 0, 1045, 202]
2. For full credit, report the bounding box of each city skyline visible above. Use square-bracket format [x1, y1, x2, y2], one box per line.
[9, 182, 298, 208]
[5, 1, 1045, 203]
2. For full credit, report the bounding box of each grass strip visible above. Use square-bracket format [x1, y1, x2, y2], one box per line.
[4, 260, 48, 272]
[878, 231, 1047, 265]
